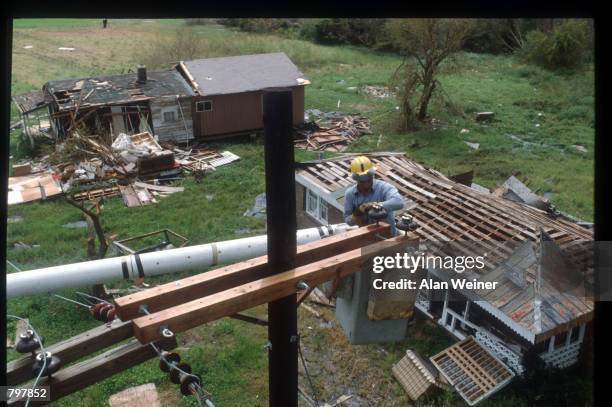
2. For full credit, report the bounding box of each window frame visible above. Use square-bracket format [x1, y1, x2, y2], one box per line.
[161, 106, 178, 123]
[196, 100, 213, 112]
[305, 188, 329, 224]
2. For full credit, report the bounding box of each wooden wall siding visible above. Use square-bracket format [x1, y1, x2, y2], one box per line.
[150, 97, 193, 143]
[193, 86, 305, 138]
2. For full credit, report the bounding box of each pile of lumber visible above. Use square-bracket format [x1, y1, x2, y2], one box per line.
[294, 113, 371, 152]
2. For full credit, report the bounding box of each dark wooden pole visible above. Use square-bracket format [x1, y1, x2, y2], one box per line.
[263, 88, 298, 407]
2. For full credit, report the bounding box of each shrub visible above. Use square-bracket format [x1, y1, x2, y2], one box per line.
[463, 19, 512, 54]
[523, 19, 591, 70]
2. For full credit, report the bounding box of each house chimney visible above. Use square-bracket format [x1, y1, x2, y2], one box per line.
[137, 65, 147, 84]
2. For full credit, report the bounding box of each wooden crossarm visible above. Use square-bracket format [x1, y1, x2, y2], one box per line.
[114, 224, 389, 321]
[9, 336, 176, 406]
[132, 235, 413, 343]
[7, 319, 133, 386]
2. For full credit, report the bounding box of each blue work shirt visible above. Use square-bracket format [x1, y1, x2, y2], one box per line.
[343, 179, 404, 235]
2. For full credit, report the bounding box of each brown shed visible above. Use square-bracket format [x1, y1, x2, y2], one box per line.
[176, 52, 307, 139]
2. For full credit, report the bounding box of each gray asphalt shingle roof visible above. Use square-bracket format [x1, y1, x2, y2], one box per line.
[182, 52, 306, 96]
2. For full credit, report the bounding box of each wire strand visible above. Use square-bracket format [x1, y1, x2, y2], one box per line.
[7, 315, 46, 407]
[298, 337, 320, 407]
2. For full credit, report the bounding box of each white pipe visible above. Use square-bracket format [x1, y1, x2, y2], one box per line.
[7, 224, 353, 299]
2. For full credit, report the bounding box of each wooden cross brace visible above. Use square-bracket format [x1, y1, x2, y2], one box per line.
[112, 224, 419, 344]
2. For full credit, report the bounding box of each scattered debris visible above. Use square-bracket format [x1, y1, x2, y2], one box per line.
[243, 193, 267, 220]
[63, 220, 88, 229]
[362, 85, 395, 99]
[7, 130, 239, 208]
[475, 111, 495, 122]
[295, 110, 371, 152]
[465, 141, 480, 150]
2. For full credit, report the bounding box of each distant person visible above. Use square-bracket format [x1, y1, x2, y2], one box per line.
[102, 19, 108, 29]
[344, 156, 404, 235]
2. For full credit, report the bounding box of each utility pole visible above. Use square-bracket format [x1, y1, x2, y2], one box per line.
[263, 88, 298, 407]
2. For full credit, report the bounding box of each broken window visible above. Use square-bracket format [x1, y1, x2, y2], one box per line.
[196, 100, 213, 112]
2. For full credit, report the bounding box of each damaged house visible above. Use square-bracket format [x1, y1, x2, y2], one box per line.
[295, 153, 593, 390]
[12, 52, 307, 145]
[13, 67, 196, 145]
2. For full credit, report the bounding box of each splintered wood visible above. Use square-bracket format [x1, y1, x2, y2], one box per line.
[430, 336, 514, 406]
[294, 114, 370, 152]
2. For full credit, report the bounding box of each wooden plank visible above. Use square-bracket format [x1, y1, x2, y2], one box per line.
[132, 235, 412, 343]
[10, 336, 176, 406]
[7, 319, 133, 386]
[115, 224, 389, 320]
[133, 182, 184, 193]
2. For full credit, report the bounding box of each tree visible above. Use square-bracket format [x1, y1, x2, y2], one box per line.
[386, 19, 474, 130]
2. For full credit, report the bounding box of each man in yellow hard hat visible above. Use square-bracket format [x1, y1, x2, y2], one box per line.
[344, 156, 404, 235]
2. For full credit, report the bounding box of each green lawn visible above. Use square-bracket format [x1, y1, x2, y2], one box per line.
[6, 19, 594, 406]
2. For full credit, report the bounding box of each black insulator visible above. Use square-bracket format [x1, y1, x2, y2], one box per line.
[396, 214, 419, 233]
[169, 363, 191, 384]
[180, 372, 202, 396]
[31, 352, 62, 377]
[367, 204, 388, 221]
[15, 330, 42, 354]
[159, 352, 181, 373]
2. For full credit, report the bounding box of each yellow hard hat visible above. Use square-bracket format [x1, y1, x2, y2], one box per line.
[350, 156, 376, 180]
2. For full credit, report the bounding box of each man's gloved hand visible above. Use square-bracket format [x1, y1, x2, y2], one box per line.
[358, 201, 379, 215]
[351, 212, 367, 226]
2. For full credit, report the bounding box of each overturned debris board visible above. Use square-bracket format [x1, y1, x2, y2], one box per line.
[430, 336, 514, 406]
[119, 184, 152, 207]
[209, 151, 240, 167]
[392, 349, 447, 401]
[8, 172, 63, 205]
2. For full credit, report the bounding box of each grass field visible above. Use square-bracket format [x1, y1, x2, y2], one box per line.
[6, 19, 594, 406]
